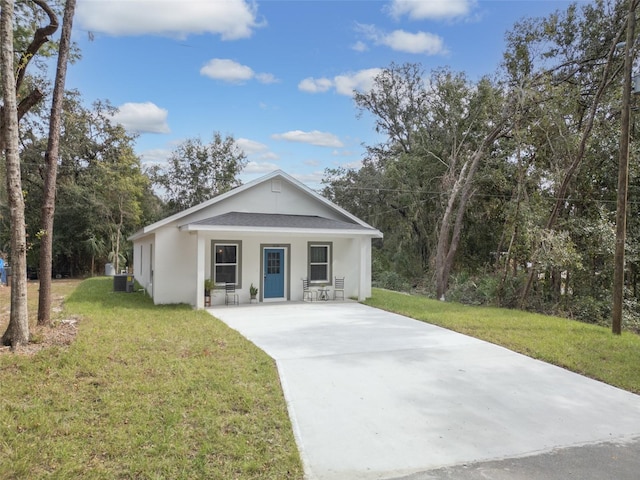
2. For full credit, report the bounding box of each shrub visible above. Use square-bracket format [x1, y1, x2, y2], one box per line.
[447, 272, 501, 306]
[563, 295, 610, 326]
[623, 297, 640, 333]
[373, 270, 411, 292]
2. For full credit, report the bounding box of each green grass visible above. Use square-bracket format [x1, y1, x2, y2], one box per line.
[365, 288, 640, 395]
[0, 278, 303, 479]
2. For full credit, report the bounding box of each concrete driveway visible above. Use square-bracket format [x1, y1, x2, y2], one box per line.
[210, 301, 640, 480]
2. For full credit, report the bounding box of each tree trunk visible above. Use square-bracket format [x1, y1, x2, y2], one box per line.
[498, 189, 523, 303]
[612, 0, 637, 335]
[435, 163, 467, 300]
[38, 0, 76, 326]
[1, 0, 29, 347]
[435, 123, 507, 300]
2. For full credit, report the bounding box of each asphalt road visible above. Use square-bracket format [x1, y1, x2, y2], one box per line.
[394, 437, 640, 480]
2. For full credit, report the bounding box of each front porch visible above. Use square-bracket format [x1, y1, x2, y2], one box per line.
[191, 226, 375, 309]
[204, 279, 354, 308]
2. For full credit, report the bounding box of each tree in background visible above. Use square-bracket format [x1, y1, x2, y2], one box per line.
[54, 99, 158, 276]
[15, 95, 159, 280]
[324, 0, 640, 330]
[342, 64, 512, 300]
[150, 132, 247, 214]
[503, 0, 630, 308]
[93, 137, 150, 273]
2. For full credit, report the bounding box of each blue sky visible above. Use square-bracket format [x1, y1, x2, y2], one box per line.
[67, 0, 578, 190]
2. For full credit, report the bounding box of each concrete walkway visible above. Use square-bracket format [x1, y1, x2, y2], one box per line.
[210, 302, 640, 480]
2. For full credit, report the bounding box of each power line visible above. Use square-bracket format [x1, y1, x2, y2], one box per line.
[323, 184, 640, 206]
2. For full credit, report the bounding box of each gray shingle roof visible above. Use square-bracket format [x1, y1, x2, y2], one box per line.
[187, 212, 373, 230]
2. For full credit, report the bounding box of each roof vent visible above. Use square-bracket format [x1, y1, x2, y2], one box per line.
[271, 179, 281, 193]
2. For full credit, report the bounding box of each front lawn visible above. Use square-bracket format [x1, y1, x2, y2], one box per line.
[0, 277, 303, 479]
[365, 288, 640, 395]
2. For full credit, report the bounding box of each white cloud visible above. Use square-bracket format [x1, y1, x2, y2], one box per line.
[298, 69, 382, 97]
[76, 0, 262, 40]
[200, 59, 253, 82]
[259, 151, 280, 161]
[292, 171, 325, 189]
[382, 30, 445, 54]
[388, 0, 475, 20]
[334, 69, 382, 96]
[236, 138, 279, 161]
[200, 59, 277, 84]
[356, 23, 446, 55]
[236, 138, 269, 155]
[351, 41, 368, 52]
[111, 102, 170, 134]
[244, 161, 280, 174]
[298, 77, 333, 93]
[139, 148, 171, 165]
[256, 73, 278, 84]
[272, 130, 344, 148]
[341, 160, 364, 169]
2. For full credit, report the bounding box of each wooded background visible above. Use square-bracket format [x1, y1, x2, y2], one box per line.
[2, 0, 639, 338]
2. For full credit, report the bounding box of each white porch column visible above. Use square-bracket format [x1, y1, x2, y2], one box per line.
[358, 237, 372, 301]
[196, 233, 205, 309]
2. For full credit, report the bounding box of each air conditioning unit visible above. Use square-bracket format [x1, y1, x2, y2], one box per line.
[113, 274, 135, 293]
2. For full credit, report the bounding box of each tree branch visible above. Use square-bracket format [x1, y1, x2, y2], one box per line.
[17, 87, 44, 120]
[15, 0, 59, 91]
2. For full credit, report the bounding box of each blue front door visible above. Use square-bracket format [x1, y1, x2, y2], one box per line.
[264, 248, 285, 299]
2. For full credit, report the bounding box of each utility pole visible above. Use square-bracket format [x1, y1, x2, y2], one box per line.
[613, 0, 637, 335]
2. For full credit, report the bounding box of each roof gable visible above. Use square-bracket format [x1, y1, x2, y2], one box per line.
[130, 170, 379, 240]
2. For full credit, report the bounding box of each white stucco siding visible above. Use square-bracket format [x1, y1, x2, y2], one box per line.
[132, 241, 143, 284]
[153, 227, 198, 305]
[133, 228, 376, 307]
[132, 234, 155, 297]
[333, 238, 370, 300]
[136, 228, 375, 307]
[177, 177, 353, 226]
[200, 233, 370, 306]
[359, 237, 373, 299]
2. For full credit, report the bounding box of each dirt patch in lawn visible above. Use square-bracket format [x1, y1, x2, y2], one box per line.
[0, 279, 83, 356]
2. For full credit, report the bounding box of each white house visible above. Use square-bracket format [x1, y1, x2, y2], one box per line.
[129, 170, 383, 308]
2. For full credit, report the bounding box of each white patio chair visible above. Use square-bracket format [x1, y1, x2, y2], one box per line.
[225, 283, 239, 305]
[334, 277, 345, 300]
[302, 279, 316, 302]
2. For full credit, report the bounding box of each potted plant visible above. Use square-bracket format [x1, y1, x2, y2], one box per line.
[204, 278, 214, 295]
[204, 278, 214, 306]
[249, 283, 258, 300]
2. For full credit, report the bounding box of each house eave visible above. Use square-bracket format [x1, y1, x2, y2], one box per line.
[129, 229, 154, 242]
[178, 224, 383, 238]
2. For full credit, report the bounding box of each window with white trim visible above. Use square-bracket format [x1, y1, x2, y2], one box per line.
[308, 243, 331, 283]
[212, 241, 242, 286]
